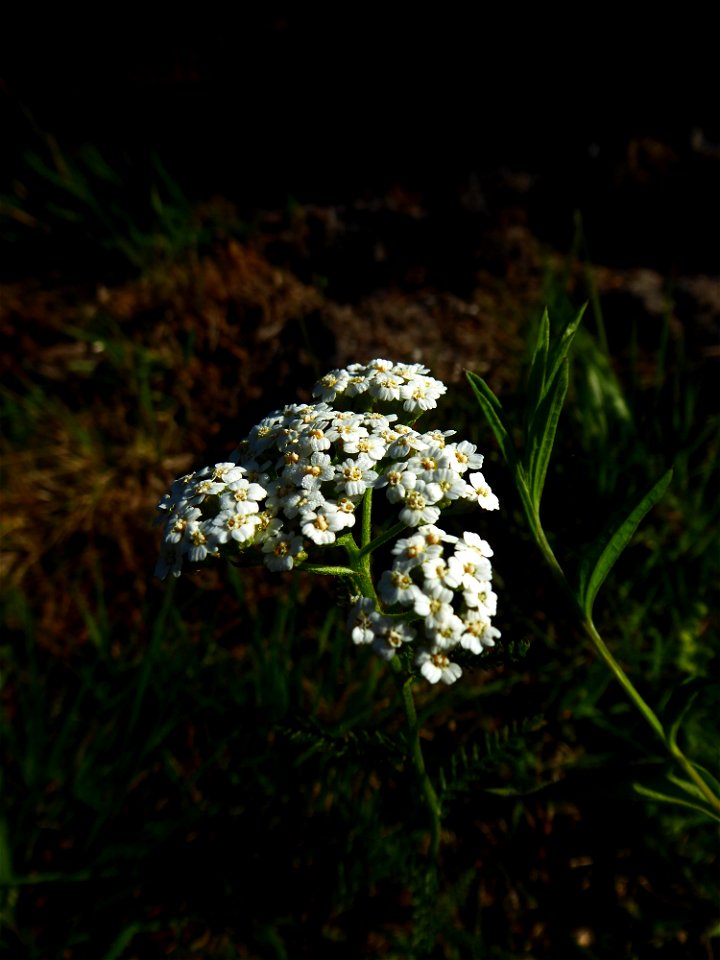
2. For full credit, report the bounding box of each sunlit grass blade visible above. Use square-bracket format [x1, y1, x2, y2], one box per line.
[578, 469, 674, 617]
[527, 359, 569, 508]
[465, 371, 518, 470]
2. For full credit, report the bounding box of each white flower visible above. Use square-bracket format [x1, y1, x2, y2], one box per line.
[342, 431, 388, 461]
[399, 479, 443, 526]
[282, 487, 325, 519]
[430, 613, 466, 650]
[313, 370, 350, 402]
[390, 532, 443, 571]
[211, 462, 246, 482]
[458, 611, 500, 654]
[300, 426, 332, 454]
[422, 429, 456, 449]
[246, 420, 281, 455]
[378, 569, 419, 606]
[447, 441, 485, 474]
[385, 428, 428, 459]
[463, 581, 497, 618]
[369, 373, 403, 402]
[311, 359, 447, 417]
[218, 478, 267, 516]
[373, 619, 416, 660]
[187, 521, 213, 563]
[335, 457, 378, 497]
[165, 506, 202, 543]
[376, 464, 415, 504]
[418, 524, 458, 547]
[428, 468, 469, 502]
[366, 358, 395, 375]
[264, 479, 295, 513]
[412, 591, 456, 629]
[212, 511, 262, 546]
[447, 542, 493, 590]
[344, 375, 372, 398]
[262, 531, 305, 571]
[325, 418, 368, 445]
[347, 596, 382, 645]
[300, 504, 351, 545]
[415, 650, 462, 684]
[466, 472, 500, 510]
[400, 376, 446, 412]
[296, 452, 335, 490]
[458, 531, 493, 556]
[185, 471, 228, 502]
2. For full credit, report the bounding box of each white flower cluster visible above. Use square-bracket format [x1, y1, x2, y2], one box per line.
[155, 359, 500, 684]
[349, 528, 500, 685]
[313, 358, 448, 413]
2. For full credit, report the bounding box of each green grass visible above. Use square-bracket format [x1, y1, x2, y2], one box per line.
[1, 122, 249, 280]
[1, 187, 718, 958]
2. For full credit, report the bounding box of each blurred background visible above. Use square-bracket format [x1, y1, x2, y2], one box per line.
[1, 13, 718, 959]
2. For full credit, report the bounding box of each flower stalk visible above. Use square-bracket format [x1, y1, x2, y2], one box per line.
[467, 307, 720, 820]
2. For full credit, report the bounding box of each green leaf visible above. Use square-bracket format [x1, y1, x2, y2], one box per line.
[662, 677, 711, 752]
[632, 781, 720, 823]
[465, 371, 518, 469]
[666, 771, 713, 801]
[527, 360, 569, 508]
[577, 469, 673, 617]
[525, 307, 550, 415]
[676, 761, 720, 800]
[544, 303, 587, 390]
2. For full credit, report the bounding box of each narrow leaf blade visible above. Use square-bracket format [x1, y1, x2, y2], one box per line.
[465, 371, 518, 469]
[578, 469, 673, 616]
[525, 308, 550, 417]
[632, 782, 720, 823]
[545, 303, 587, 390]
[528, 360, 569, 507]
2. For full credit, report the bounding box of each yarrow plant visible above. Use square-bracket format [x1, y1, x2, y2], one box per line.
[155, 319, 720, 928]
[156, 359, 500, 686]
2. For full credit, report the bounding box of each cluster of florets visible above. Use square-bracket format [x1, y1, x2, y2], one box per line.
[348, 527, 500, 684]
[312, 358, 448, 411]
[155, 359, 500, 684]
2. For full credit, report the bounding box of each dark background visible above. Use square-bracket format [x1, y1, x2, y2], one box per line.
[2, 14, 718, 959]
[3, 12, 719, 274]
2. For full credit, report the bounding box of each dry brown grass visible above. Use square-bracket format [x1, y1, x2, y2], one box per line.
[1, 218, 546, 654]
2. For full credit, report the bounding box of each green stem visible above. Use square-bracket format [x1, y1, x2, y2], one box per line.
[520, 477, 720, 814]
[581, 617, 665, 743]
[341, 491, 443, 856]
[359, 520, 408, 559]
[530, 499, 668, 743]
[390, 658, 442, 860]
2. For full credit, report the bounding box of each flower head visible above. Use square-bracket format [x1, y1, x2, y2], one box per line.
[156, 358, 500, 684]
